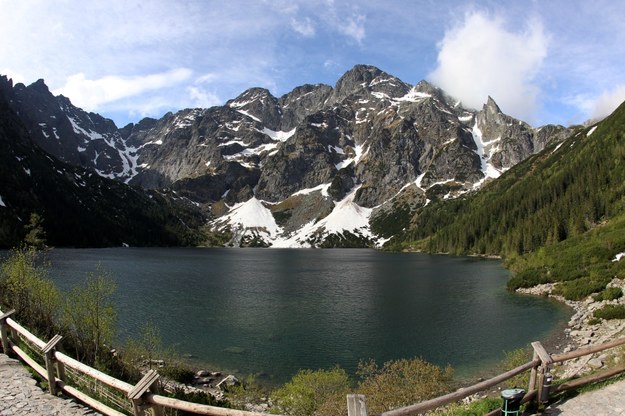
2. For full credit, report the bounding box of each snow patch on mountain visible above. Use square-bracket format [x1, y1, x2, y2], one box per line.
[237, 109, 261, 123]
[320, 188, 372, 234]
[174, 110, 203, 129]
[272, 187, 374, 248]
[261, 127, 296, 142]
[67, 115, 104, 142]
[472, 122, 503, 188]
[551, 141, 565, 154]
[335, 142, 368, 170]
[369, 77, 398, 88]
[371, 91, 390, 100]
[394, 88, 431, 103]
[587, 126, 598, 137]
[293, 183, 331, 198]
[0, 195, 6, 207]
[415, 172, 426, 187]
[220, 197, 279, 235]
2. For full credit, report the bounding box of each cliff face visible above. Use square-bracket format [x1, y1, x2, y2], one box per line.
[1, 66, 571, 247]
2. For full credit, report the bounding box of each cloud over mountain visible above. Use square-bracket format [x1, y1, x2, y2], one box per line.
[428, 11, 549, 124]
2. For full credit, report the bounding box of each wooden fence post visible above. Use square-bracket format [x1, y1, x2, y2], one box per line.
[128, 369, 162, 416]
[527, 348, 539, 393]
[42, 334, 63, 395]
[347, 394, 368, 416]
[531, 341, 553, 404]
[0, 309, 16, 354]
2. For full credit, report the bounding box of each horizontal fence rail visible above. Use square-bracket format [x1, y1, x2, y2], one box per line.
[2, 305, 625, 416]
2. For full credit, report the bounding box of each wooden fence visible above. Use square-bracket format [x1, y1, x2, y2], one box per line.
[347, 337, 625, 416]
[2, 305, 625, 416]
[0, 307, 274, 416]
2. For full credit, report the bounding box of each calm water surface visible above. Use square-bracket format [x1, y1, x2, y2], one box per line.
[36, 248, 568, 384]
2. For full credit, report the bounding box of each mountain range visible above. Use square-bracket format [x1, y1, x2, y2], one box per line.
[0, 65, 573, 248]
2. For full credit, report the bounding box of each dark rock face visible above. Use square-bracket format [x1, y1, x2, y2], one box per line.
[0, 76, 204, 248]
[1, 66, 572, 247]
[278, 84, 333, 130]
[3, 79, 135, 182]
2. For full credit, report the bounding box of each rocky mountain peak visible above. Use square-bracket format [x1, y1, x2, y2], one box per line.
[31, 79, 50, 93]
[414, 80, 439, 95]
[228, 87, 275, 107]
[484, 96, 502, 115]
[0, 75, 13, 91]
[227, 87, 281, 129]
[333, 64, 408, 101]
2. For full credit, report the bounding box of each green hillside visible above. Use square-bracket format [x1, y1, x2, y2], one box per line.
[391, 101, 625, 297]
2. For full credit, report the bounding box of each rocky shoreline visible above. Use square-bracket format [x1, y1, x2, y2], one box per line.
[517, 277, 625, 379]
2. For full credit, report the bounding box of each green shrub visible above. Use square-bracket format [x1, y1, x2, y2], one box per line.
[0, 247, 60, 338]
[593, 287, 623, 302]
[502, 348, 532, 389]
[507, 268, 545, 290]
[553, 275, 612, 300]
[270, 367, 351, 416]
[161, 363, 196, 385]
[226, 375, 271, 411]
[62, 265, 117, 367]
[594, 304, 625, 320]
[356, 357, 453, 415]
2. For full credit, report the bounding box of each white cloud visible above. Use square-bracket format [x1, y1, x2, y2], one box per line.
[52, 68, 192, 111]
[590, 85, 625, 120]
[1, 68, 26, 85]
[338, 14, 366, 43]
[428, 11, 549, 122]
[196, 73, 219, 84]
[291, 17, 316, 37]
[186, 86, 221, 109]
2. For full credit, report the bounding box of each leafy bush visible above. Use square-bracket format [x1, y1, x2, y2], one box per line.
[594, 304, 625, 320]
[226, 375, 268, 411]
[62, 265, 117, 367]
[507, 268, 547, 290]
[593, 287, 623, 302]
[161, 363, 196, 385]
[0, 247, 60, 338]
[270, 367, 351, 416]
[587, 317, 602, 325]
[356, 357, 453, 415]
[553, 275, 612, 300]
[502, 348, 532, 390]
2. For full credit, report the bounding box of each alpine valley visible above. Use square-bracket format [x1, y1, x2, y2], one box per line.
[0, 65, 575, 248]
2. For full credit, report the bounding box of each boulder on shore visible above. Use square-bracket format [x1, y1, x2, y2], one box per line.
[216, 375, 241, 391]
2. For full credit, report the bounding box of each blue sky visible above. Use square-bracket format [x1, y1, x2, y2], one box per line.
[2, 0, 625, 128]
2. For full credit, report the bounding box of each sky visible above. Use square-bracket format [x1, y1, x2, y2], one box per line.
[2, 0, 625, 128]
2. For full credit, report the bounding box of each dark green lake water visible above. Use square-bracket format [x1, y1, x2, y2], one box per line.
[37, 248, 569, 385]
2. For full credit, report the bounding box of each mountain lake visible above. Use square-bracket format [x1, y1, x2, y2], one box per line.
[15, 247, 570, 385]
